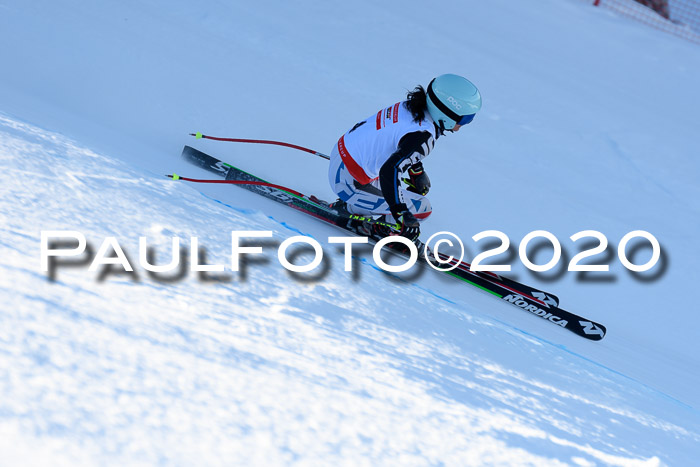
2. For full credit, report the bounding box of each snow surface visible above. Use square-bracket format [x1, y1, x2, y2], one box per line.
[1, 0, 700, 465]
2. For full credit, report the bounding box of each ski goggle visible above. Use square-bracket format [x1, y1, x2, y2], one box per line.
[457, 113, 476, 126]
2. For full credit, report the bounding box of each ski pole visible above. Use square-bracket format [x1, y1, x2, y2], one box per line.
[167, 174, 400, 230]
[167, 174, 304, 197]
[190, 132, 330, 160]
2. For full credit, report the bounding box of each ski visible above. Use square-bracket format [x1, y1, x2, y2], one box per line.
[179, 145, 606, 341]
[179, 145, 559, 304]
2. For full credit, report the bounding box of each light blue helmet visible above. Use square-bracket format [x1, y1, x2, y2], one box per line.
[426, 74, 482, 131]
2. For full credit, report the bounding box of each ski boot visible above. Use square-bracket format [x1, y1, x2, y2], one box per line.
[328, 198, 350, 215]
[370, 215, 396, 239]
[370, 216, 437, 263]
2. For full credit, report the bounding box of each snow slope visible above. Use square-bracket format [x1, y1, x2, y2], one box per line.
[1, 0, 700, 464]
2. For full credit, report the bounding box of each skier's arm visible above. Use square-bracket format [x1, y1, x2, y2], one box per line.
[378, 130, 434, 218]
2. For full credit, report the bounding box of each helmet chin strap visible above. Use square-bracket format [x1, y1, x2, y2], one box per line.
[440, 120, 460, 135]
[437, 120, 446, 136]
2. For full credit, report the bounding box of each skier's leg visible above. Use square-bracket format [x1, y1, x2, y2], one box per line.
[329, 144, 431, 220]
[391, 188, 432, 221]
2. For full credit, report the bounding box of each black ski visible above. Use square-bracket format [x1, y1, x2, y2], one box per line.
[179, 145, 606, 341]
[179, 145, 559, 304]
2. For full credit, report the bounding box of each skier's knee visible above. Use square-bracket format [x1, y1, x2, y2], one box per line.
[411, 197, 432, 220]
[415, 210, 432, 220]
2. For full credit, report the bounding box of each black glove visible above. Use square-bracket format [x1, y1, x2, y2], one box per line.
[393, 206, 420, 241]
[402, 162, 430, 196]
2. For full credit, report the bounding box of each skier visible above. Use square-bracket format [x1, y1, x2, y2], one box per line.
[328, 73, 482, 242]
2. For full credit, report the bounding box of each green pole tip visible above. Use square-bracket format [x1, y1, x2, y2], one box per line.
[172, 173, 180, 180]
[195, 132, 203, 139]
